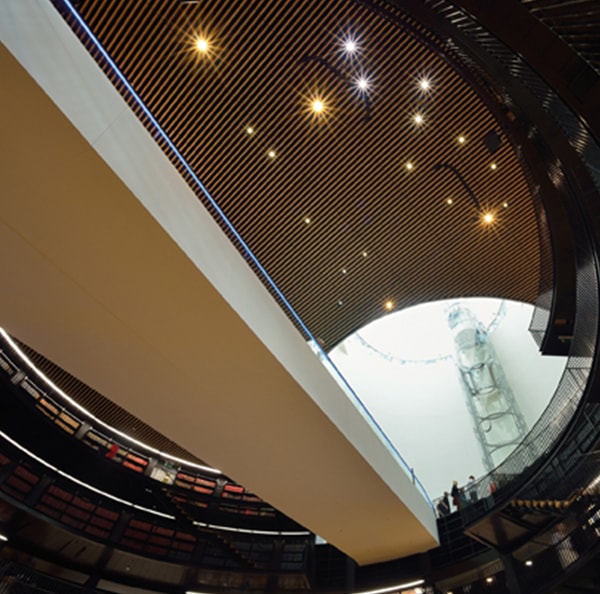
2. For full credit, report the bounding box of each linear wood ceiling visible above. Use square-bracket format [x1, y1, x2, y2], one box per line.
[61, 0, 541, 351]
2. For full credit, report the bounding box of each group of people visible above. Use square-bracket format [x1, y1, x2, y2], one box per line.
[436, 476, 478, 517]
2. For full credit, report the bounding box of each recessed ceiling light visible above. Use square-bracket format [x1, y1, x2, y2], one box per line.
[312, 98, 325, 114]
[362, 251, 368, 257]
[385, 300, 394, 311]
[304, 217, 311, 224]
[406, 162, 414, 171]
[267, 150, 276, 159]
[482, 212, 494, 224]
[525, 560, 533, 567]
[446, 198, 453, 205]
[338, 300, 343, 306]
[419, 79, 430, 91]
[341, 35, 359, 55]
[485, 577, 494, 584]
[245, 126, 254, 135]
[490, 163, 498, 170]
[414, 113, 424, 125]
[341, 268, 347, 275]
[356, 77, 370, 92]
[503, 202, 509, 208]
[457, 135, 466, 144]
[194, 37, 210, 53]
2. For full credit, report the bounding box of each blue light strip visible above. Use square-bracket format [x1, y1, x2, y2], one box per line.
[58, 0, 432, 508]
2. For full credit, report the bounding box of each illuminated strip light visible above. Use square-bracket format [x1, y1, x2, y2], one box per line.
[0, 533, 7, 542]
[0, 327, 220, 475]
[0, 429, 174, 520]
[356, 579, 425, 594]
[190, 580, 424, 594]
[193, 520, 310, 536]
[57, 0, 431, 507]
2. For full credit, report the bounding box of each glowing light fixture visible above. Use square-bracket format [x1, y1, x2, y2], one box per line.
[490, 163, 498, 171]
[356, 76, 370, 92]
[419, 79, 430, 91]
[385, 300, 394, 311]
[245, 126, 254, 135]
[485, 577, 494, 584]
[267, 149, 276, 159]
[482, 212, 494, 224]
[304, 217, 311, 224]
[341, 268, 348, 275]
[414, 113, 424, 125]
[457, 135, 466, 144]
[312, 98, 325, 114]
[355, 578, 425, 594]
[0, 534, 7, 542]
[303, 91, 329, 123]
[362, 250, 368, 257]
[342, 35, 359, 55]
[446, 198, 453, 205]
[194, 36, 210, 54]
[525, 560, 533, 567]
[406, 162, 414, 171]
[503, 202, 509, 208]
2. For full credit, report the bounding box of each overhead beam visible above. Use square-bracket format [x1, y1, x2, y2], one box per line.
[0, 0, 438, 564]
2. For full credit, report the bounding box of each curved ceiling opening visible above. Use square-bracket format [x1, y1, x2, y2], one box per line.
[328, 298, 568, 499]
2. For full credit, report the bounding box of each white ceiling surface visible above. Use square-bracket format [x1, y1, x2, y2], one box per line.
[0, 0, 438, 564]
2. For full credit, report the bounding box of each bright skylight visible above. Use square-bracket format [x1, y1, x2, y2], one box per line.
[328, 298, 568, 498]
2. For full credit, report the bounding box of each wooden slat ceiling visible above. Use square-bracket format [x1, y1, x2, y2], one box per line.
[62, 0, 541, 352]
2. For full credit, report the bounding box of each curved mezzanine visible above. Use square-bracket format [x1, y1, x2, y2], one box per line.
[1, 0, 600, 593]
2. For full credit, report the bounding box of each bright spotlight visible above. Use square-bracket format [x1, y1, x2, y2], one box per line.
[356, 77, 370, 92]
[194, 37, 209, 53]
[312, 99, 325, 114]
[482, 212, 494, 224]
